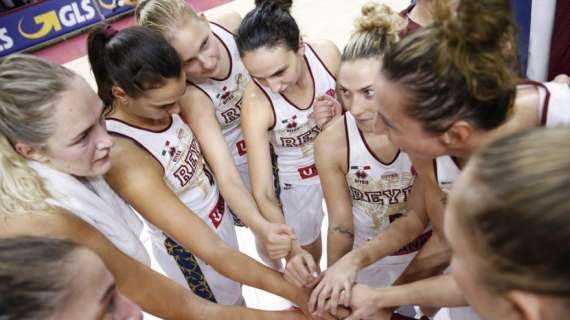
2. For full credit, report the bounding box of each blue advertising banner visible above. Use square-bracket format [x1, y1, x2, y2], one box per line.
[0, 0, 133, 56]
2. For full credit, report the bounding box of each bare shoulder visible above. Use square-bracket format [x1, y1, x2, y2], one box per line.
[305, 38, 341, 76]
[106, 134, 163, 183]
[241, 81, 274, 130]
[315, 115, 347, 169]
[0, 209, 95, 240]
[409, 156, 436, 182]
[242, 81, 269, 114]
[182, 84, 215, 111]
[208, 11, 242, 33]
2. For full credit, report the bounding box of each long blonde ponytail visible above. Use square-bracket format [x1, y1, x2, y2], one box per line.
[0, 54, 75, 215]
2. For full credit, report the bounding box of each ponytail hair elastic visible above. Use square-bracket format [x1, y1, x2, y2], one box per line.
[104, 25, 119, 40]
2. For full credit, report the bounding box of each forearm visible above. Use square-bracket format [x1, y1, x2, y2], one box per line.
[354, 213, 426, 269]
[327, 225, 354, 266]
[254, 190, 286, 225]
[124, 278, 200, 319]
[394, 233, 450, 285]
[211, 244, 301, 302]
[217, 175, 268, 233]
[379, 274, 468, 308]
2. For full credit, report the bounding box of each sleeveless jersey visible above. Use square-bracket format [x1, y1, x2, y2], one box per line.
[538, 81, 570, 126]
[255, 43, 336, 185]
[345, 112, 415, 248]
[433, 156, 461, 195]
[189, 23, 249, 166]
[106, 114, 241, 305]
[344, 112, 430, 287]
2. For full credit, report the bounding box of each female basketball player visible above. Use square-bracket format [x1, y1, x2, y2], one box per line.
[0, 54, 305, 319]
[339, 0, 570, 318]
[309, 4, 431, 316]
[444, 127, 570, 320]
[87, 25, 313, 308]
[135, 0, 294, 262]
[235, 0, 340, 283]
[348, 127, 570, 320]
[0, 237, 142, 320]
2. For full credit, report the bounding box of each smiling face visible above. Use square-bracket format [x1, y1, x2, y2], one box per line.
[338, 58, 383, 134]
[169, 19, 221, 81]
[54, 248, 142, 320]
[373, 72, 448, 159]
[29, 76, 113, 177]
[241, 44, 304, 94]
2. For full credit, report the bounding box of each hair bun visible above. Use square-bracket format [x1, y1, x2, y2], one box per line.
[255, 0, 293, 12]
[354, 2, 405, 40]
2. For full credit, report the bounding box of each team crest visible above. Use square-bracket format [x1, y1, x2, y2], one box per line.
[161, 140, 176, 158]
[352, 165, 371, 184]
[282, 115, 299, 132]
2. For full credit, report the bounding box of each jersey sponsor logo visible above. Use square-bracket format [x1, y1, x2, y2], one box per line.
[236, 140, 247, 156]
[173, 138, 201, 187]
[349, 185, 412, 204]
[18, 0, 96, 40]
[298, 163, 318, 179]
[208, 196, 226, 228]
[279, 125, 321, 147]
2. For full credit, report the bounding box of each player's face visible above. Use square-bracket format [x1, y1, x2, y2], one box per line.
[241, 44, 304, 94]
[170, 19, 222, 81]
[129, 73, 187, 121]
[374, 72, 447, 159]
[338, 58, 382, 134]
[22, 76, 113, 177]
[55, 249, 143, 320]
[445, 164, 517, 320]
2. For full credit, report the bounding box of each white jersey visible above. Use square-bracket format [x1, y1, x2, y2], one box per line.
[256, 43, 336, 185]
[189, 22, 249, 166]
[538, 81, 570, 127]
[106, 114, 242, 305]
[433, 155, 461, 195]
[344, 112, 429, 286]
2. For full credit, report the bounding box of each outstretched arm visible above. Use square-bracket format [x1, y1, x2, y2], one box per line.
[104, 137, 308, 310]
[180, 87, 293, 260]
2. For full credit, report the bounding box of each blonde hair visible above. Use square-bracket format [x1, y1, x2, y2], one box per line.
[135, 0, 203, 37]
[342, 2, 406, 61]
[0, 54, 74, 215]
[457, 127, 570, 298]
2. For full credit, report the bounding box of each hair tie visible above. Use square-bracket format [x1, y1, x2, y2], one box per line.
[104, 25, 119, 40]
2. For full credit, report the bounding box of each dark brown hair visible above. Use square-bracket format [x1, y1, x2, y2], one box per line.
[381, 0, 519, 133]
[236, 0, 300, 55]
[87, 25, 182, 109]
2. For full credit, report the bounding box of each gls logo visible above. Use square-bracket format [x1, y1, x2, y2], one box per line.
[18, 0, 96, 39]
[0, 28, 14, 52]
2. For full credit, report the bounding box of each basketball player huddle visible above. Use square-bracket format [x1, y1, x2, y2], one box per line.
[1, 0, 569, 319]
